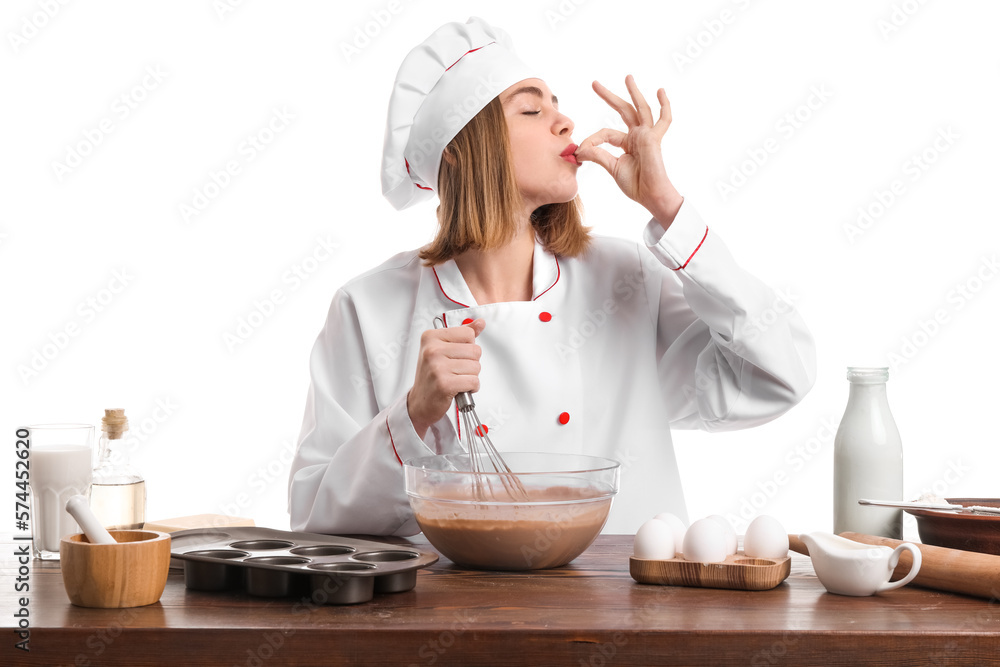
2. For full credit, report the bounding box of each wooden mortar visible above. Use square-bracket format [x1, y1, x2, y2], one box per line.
[60, 529, 171, 608]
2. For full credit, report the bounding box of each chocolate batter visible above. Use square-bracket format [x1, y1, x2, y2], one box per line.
[411, 484, 612, 570]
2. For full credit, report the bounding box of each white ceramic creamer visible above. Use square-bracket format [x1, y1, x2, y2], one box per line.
[800, 532, 921, 596]
[833, 367, 903, 538]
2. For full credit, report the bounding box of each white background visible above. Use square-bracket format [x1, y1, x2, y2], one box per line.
[3, 0, 998, 541]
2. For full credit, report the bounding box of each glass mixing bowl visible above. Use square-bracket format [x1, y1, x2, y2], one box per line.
[404, 452, 620, 571]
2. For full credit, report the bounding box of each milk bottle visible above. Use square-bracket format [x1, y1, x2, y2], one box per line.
[833, 367, 903, 538]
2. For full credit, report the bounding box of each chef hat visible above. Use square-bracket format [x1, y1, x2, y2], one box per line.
[381, 16, 536, 210]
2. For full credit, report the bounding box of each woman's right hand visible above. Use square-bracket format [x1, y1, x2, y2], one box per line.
[407, 319, 486, 439]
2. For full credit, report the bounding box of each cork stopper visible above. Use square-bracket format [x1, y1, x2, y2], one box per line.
[101, 408, 129, 439]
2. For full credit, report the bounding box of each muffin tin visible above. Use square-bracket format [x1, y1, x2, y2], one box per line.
[169, 527, 438, 605]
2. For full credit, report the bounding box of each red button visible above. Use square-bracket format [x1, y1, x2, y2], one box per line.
[476, 424, 488, 437]
[462, 318, 474, 325]
[539, 312, 552, 322]
[558, 412, 570, 425]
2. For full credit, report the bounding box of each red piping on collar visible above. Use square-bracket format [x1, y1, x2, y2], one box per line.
[671, 226, 709, 271]
[446, 42, 495, 71]
[432, 266, 471, 308]
[433, 255, 562, 306]
[533, 256, 560, 300]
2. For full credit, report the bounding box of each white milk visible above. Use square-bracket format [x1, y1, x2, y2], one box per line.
[833, 367, 903, 539]
[30, 445, 93, 556]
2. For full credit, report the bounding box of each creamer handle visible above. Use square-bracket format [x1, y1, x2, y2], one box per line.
[878, 543, 922, 593]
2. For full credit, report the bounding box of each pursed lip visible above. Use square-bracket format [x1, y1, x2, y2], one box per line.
[560, 143, 579, 165]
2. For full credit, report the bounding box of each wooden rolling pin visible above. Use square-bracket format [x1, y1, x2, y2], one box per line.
[789, 532, 1000, 600]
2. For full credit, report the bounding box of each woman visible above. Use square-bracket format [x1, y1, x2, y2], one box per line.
[288, 17, 816, 536]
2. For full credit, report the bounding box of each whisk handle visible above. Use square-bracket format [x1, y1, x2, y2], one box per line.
[433, 316, 477, 411]
[456, 391, 475, 410]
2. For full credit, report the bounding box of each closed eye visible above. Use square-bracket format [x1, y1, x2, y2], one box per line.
[523, 110, 541, 115]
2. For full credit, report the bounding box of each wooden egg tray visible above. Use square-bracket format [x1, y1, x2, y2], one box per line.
[170, 527, 438, 605]
[629, 551, 791, 591]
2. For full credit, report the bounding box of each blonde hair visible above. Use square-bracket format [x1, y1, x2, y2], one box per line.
[419, 97, 591, 266]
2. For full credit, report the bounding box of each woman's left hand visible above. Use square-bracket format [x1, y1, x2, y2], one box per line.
[575, 75, 683, 225]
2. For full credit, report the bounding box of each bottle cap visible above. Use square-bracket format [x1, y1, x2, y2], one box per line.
[846, 367, 889, 384]
[101, 408, 129, 439]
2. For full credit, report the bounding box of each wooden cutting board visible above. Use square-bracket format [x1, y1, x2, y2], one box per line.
[630, 552, 791, 590]
[144, 514, 255, 533]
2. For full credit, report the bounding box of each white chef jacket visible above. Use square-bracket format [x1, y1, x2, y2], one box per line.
[288, 201, 816, 536]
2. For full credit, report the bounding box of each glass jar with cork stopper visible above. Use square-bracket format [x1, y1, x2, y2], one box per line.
[91, 408, 147, 530]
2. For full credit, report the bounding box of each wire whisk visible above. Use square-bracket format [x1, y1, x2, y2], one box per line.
[434, 317, 527, 502]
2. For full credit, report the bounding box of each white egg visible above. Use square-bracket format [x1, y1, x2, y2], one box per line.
[743, 515, 789, 559]
[707, 515, 738, 555]
[682, 518, 728, 563]
[634, 519, 676, 560]
[652, 512, 687, 549]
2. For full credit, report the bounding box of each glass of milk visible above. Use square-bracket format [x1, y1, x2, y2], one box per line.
[28, 424, 95, 559]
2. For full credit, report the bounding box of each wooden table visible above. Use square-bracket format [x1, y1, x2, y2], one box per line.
[5, 535, 1000, 666]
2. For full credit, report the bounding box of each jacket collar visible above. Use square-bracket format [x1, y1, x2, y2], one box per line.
[431, 234, 560, 308]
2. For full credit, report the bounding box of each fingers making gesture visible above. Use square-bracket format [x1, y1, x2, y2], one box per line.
[575, 74, 682, 224]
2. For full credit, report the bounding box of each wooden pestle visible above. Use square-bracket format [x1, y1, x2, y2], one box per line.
[789, 532, 1000, 600]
